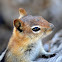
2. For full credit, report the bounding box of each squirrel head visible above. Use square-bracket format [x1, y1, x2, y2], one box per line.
[13, 8, 54, 41]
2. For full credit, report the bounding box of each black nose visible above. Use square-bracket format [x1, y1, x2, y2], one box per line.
[50, 24, 54, 30]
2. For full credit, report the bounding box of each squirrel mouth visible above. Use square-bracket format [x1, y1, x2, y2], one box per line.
[43, 27, 53, 36]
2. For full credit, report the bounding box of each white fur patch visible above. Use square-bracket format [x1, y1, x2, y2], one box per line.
[18, 14, 24, 19]
[27, 39, 41, 60]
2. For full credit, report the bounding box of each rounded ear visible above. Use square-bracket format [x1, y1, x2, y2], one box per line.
[13, 19, 24, 32]
[19, 8, 27, 19]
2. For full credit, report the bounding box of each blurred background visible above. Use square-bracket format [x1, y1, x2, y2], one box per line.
[0, 0, 62, 53]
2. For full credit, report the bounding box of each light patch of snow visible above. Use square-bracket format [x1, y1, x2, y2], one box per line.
[51, 30, 62, 45]
[56, 56, 62, 62]
[0, 49, 7, 61]
[44, 43, 49, 51]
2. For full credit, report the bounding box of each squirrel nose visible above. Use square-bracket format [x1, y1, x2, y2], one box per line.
[50, 23, 54, 30]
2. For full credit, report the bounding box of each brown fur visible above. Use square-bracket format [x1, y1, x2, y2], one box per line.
[5, 8, 54, 62]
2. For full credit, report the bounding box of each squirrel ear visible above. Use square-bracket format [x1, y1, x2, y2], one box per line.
[13, 19, 24, 32]
[18, 8, 27, 19]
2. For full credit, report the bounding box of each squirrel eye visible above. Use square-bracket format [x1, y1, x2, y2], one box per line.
[32, 27, 40, 32]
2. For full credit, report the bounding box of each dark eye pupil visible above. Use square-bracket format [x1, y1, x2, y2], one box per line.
[32, 27, 40, 32]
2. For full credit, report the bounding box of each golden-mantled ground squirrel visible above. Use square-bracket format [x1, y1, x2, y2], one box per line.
[0, 8, 55, 62]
